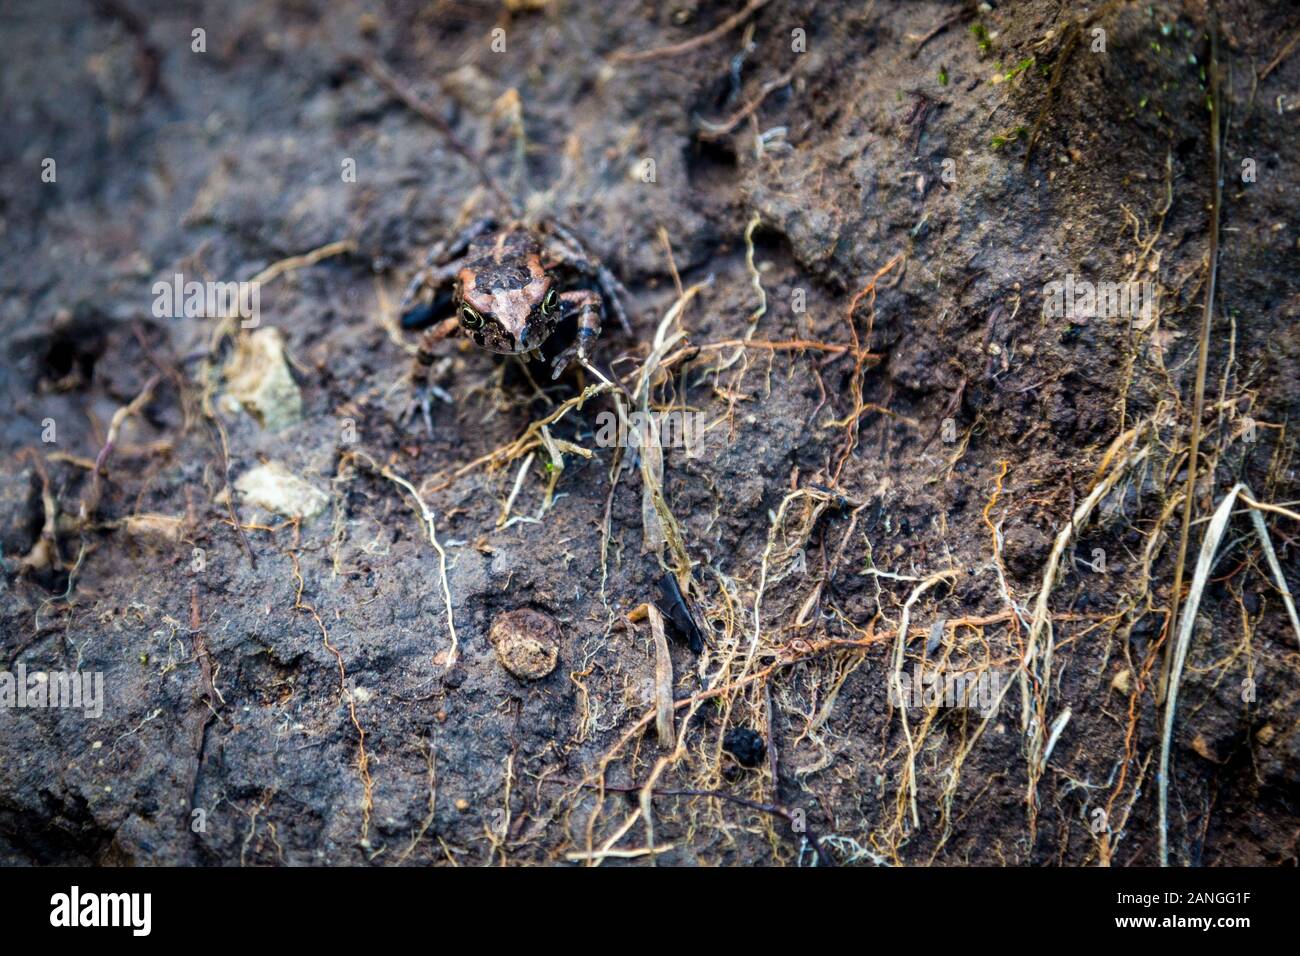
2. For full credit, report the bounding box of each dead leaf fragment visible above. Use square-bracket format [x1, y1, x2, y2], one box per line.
[235, 462, 329, 520]
[222, 328, 303, 431]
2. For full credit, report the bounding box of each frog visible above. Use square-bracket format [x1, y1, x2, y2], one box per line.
[397, 216, 633, 430]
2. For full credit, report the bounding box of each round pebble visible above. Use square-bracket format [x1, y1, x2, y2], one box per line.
[489, 608, 560, 680]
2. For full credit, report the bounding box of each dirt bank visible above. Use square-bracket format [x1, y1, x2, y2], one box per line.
[1, 0, 1296, 866]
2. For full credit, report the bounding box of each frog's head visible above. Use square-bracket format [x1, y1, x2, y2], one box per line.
[456, 262, 562, 354]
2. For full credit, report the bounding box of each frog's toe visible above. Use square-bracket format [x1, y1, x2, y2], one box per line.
[550, 344, 579, 380]
[413, 388, 435, 435]
[400, 382, 451, 435]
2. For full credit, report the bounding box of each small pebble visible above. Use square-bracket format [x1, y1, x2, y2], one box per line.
[489, 608, 560, 680]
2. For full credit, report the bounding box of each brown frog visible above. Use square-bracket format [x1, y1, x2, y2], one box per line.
[398, 217, 632, 428]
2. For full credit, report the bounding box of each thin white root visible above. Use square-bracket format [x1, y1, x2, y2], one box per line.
[891, 569, 959, 829]
[1021, 426, 1151, 826]
[345, 451, 459, 669]
[565, 844, 675, 862]
[1022, 427, 1152, 731]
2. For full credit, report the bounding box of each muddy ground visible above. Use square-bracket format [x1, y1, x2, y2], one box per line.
[1, 0, 1297, 866]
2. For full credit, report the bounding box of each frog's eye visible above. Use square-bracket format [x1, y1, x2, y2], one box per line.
[460, 304, 484, 329]
[542, 287, 559, 315]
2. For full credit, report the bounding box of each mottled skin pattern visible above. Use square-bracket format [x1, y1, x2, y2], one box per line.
[397, 218, 631, 429]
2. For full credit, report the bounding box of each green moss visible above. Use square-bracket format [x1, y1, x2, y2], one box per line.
[1003, 57, 1035, 81]
[991, 125, 1028, 149]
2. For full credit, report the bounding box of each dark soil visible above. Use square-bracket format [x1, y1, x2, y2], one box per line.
[1, 0, 1297, 866]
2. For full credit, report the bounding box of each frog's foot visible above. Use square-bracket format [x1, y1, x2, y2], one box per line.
[549, 341, 579, 380]
[401, 324, 458, 434]
[399, 380, 454, 435]
[552, 292, 602, 379]
[552, 329, 602, 380]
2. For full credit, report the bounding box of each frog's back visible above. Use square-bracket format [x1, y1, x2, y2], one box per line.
[459, 224, 547, 301]
[466, 225, 539, 265]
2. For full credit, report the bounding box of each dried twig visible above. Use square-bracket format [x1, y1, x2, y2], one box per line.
[909, 7, 975, 58]
[1259, 21, 1300, 80]
[648, 605, 675, 748]
[358, 56, 515, 212]
[612, 0, 770, 64]
[1161, 7, 1222, 703]
[1022, 0, 1123, 168]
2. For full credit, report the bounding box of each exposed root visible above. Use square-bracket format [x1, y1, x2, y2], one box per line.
[1022, 423, 1152, 834]
[611, 0, 770, 64]
[889, 569, 959, 835]
[1159, 10, 1223, 705]
[341, 450, 459, 669]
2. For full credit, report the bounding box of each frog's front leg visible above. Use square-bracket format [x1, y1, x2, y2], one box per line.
[540, 223, 633, 336]
[550, 289, 603, 380]
[398, 216, 497, 329]
[402, 316, 460, 433]
[398, 260, 464, 330]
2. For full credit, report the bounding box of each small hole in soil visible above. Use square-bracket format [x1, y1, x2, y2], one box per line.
[43, 339, 78, 379]
[42, 320, 106, 388]
[687, 137, 738, 187]
[747, 223, 796, 264]
[46, 338, 100, 384]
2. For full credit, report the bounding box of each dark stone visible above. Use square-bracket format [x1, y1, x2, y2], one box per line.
[722, 728, 767, 769]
